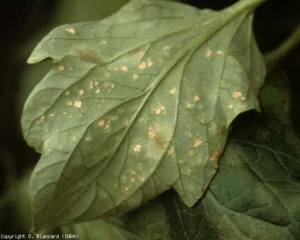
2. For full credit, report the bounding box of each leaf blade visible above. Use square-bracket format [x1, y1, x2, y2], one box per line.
[22, 0, 266, 230]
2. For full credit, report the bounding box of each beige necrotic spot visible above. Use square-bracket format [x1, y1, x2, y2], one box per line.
[147, 58, 153, 67]
[130, 169, 136, 175]
[189, 151, 194, 157]
[113, 183, 118, 188]
[194, 138, 203, 147]
[205, 48, 212, 58]
[178, 160, 184, 165]
[101, 40, 107, 44]
[130, 177, 136, 182]
[133, 144, 142, 152]
[49, 113, 55, 117]
[217, 50, 224, 55]
[138, 62, 146, 69]
[154, 104, 166, 115]
[66, 28, 75, 34]
[232, 92, 243, 99]
[209, 151, 220, 161]
[120, 66, 128, 72]
[94, 81, 99, 86]
[66, 101, 72, 106]
[133, 74, 139, 80]
[228, 104, 234, 109]
[58, 64, 65, 71]
[138, 176, 146, 182]
[78, 90, 84, 96]
[185, 103, 192, 108]
[169, 88, 177, 94]
[194, 95, 200, 101]
[65, 90, 70, 95]
[95, 88, 100, 94]
[168, 146, 174, 155]
[74, 100, 82, 108]
[98, 119, 105, 126]
[148, 128, 156, 138]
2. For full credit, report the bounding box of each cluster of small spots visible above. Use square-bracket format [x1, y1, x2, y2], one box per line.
[119, 66, 128, 72]
[66, 101, 72, 106]
[193, 138, 203, 147]
[74, 100, 82, 108]
[88, 81, 94, 90]
[58, 64, 65, 71]
[194, 95, 200, 101]
[66, 28, 75, 34]
[133, 144, 142, 152]
[154, 104, 166, 115]
[205, 48, 212, 58]
[169, 88, 177, 94]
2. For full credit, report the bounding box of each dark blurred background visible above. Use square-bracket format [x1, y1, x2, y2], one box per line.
[0, 0, 299, 234]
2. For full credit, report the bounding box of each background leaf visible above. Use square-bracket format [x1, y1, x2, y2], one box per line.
[22, 0, 265, 230]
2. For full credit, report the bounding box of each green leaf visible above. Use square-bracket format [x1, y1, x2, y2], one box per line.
[120, 113, 300, 239]
[22, 0, 265, 230]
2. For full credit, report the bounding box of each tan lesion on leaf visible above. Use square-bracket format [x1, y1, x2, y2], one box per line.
[169, 88, 177, 94]
[178, 160, 184, 165]
[49, 113, 55, 117]
[147, 58, 153, 67]
[133, 144, 142, 152]
[74, 100, 82, 108]
[66, 28, 75, 34]
[65, 90, 70, 95]
[77, 89, 84, 96]
[148, 127, 156, 139]
[119, 66, 128, 72]
[194, 95, 200, 101]
[167, 146, 174, 155]
[130, 169, 137, 175]
[66, 101, 73, 106]
[228, 104, 234, 109]
[154, 104, 166, 115]
[138, 61, 146, 69]
[193, 138, 203, 147]
[98, 119, 105, 126]
[205, 48, 212, 58]
[209, 151, 221, 161]
[58, 64, 65, 71]
[133, 74, 139, 80]
[95, 88, 100, 94]
[232, 91, 243, 99]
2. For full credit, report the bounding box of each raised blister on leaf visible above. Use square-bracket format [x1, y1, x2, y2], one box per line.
[22, 0, 265, 230]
